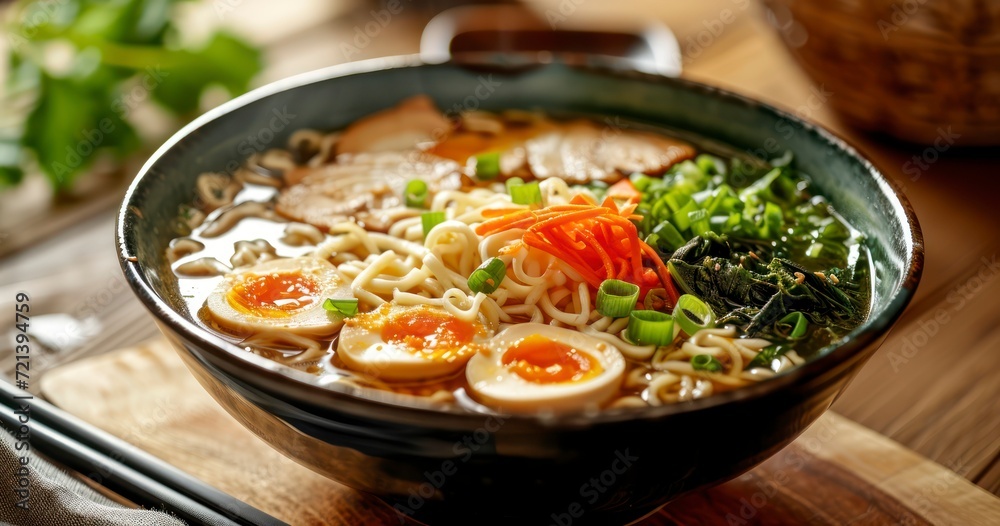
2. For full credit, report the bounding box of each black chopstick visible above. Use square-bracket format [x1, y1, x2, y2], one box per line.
[0, 381, 286, 526]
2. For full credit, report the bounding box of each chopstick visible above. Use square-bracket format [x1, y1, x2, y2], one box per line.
[0, 381, 286, 526]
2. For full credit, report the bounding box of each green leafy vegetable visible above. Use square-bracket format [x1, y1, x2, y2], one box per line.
[668, 234, 867, 352]
[2, 0, 263, 191]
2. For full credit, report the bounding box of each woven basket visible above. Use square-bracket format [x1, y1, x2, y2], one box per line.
[760, 0, 1000, 146]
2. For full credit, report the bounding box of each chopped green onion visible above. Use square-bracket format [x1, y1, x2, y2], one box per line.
[405, 179, 428, 208]
[805, 242, 824, 258]
[597, 279, 640, 318]
[746, 344, 791, 372]
[322, 298, 358, 317]
[777, 311, 808, 339]
[671, 199, 699, 232]
[762, 202, 783, 238]
[650, 221, 686, 252]
[663, 191, 690, 214]
[468, 257, 506, 294]
[688, 208, 710, 236]
[630, 172, 654, 192]
[626, 310, 675, 346]
[672, 294, 716, 336]
[691, 354, 723, 372]
[421, 211, 446, 236]
[696, 154, 727, 176]
[509, 180, 542, 205]
[475, 152, 501, 180]
[505, 177, 525, 191]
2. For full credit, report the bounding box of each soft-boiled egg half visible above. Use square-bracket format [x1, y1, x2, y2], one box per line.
[336, 303, 490, 381]
[466, 324, 626, 414]
[206, 256, 350, 337]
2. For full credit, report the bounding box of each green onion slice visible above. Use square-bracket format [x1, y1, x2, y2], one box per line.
[746, 344, 791, 372]
[421, 211, 446, 237]
[596, 279, 639, 318]
[626, 310, 675, 346]
[777, 311, 808, 339]
[509, 180, 542, 205]
[468, 257, 506, 294]
[322, 298, 358, 317]
[475, 152, 501, 180]
[691, 354, 723, 372]
[672, 294, 716, 336]
[405, 179, 428, 208]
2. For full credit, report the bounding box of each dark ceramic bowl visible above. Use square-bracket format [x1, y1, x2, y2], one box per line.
[117, 55, 923, 525]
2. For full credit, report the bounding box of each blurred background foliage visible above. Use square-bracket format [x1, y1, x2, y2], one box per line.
[1, 0, 262, 192]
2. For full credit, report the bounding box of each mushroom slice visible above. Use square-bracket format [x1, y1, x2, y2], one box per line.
[336, 95, 452, 154]
[275, 151, 461, 233]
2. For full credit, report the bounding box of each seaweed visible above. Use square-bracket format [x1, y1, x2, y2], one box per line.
[668, 235, 867, 350]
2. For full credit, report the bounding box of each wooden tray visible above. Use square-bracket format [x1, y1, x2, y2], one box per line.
[39, 340, 1000, 525]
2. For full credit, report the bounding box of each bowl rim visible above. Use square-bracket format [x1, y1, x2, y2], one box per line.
[117, 54, 924, 428]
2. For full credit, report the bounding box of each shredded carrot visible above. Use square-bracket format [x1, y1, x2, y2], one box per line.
[476, 193, 681, 306]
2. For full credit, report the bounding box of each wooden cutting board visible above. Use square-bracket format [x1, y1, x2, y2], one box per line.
[39, 340, 1000, 525]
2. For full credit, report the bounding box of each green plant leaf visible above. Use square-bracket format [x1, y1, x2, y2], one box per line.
[152, 32, 262, 115]
[23, 72, 139, 190]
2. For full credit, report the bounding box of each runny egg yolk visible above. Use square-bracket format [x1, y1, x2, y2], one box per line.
[501, 335, 602, 384]
[226, 271, 317, 318]
[379, 306, 477, 359]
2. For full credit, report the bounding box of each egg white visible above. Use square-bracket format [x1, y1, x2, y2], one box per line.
[336, 303, 490, 381]
[205, 256, 350, 337]
[465, 323, 626, 414]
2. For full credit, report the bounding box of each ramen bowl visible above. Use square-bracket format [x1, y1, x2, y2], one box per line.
[117, 56, 922, 525]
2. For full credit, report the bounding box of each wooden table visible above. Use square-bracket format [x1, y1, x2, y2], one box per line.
[1, 0, 998, 511]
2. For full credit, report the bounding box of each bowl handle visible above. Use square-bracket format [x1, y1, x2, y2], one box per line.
[419, 4, 682, 77]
